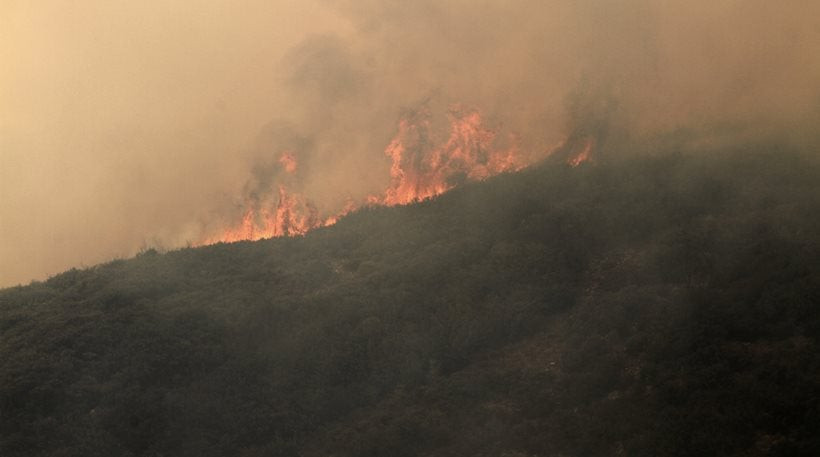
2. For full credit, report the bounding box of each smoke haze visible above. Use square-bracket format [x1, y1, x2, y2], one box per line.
[2, 0, 819, 286]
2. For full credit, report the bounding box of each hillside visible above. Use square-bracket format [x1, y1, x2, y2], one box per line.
[2, 145, 820, 456]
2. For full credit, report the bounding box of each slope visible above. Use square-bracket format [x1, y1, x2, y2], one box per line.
[1, 145, 820, 456]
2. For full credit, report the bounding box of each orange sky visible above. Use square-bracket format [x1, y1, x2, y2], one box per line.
[0, 1, 350, 286]
[2, 0, 819, 287]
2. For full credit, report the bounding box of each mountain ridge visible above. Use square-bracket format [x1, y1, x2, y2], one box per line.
[2, 146, 819, 456]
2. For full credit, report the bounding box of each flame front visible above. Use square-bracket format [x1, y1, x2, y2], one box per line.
[202, 107, 565, 245]
[380, 108, 521, 205]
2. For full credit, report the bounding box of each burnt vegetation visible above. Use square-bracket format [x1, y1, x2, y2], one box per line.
[2, 144, 820, 456]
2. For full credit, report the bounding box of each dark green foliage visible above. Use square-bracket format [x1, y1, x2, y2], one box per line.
[1, 146, 819, 456]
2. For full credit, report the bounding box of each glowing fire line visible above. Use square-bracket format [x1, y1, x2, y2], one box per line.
[202, 107, 590, 245]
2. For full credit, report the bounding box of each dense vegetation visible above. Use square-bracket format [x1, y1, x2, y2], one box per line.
[2, 145, 819, 456]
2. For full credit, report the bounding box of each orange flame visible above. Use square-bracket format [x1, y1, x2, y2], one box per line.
[279, 151, 298, 174]
[380, 107, 521, 205]
[202, 106, 568, 245]
[567, 138, 594, 167]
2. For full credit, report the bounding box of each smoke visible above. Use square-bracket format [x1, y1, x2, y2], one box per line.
[2, 0, 819, 286]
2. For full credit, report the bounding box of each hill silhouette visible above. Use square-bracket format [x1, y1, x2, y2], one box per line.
[2, 144, 819, 456]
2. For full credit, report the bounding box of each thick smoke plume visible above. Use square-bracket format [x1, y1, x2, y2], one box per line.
[2, 0, 819, 286]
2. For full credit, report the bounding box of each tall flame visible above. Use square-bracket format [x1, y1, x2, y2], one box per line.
[379, 107, 521, 205]
[202, 106, 576, 245]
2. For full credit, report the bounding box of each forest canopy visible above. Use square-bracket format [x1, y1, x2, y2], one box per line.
[1, 144, 820, 456]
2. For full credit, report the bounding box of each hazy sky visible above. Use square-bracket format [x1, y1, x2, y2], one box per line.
[2, 0, 819, 287]
[1, 1, 349, 286]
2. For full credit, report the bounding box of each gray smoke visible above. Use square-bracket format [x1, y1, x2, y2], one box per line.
[2, 0, 819, 286]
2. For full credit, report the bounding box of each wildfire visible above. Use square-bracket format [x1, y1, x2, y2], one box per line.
[567, 138, 594, 167]
[379, 107, 520, 205]
[201, 185, 319, 244]
[202, 106, 576, 245]
[279, 151, 298, 174]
